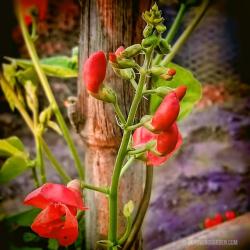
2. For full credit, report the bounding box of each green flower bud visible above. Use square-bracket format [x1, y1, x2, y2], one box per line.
[116, 58, 138, 69]
[143, 24, 154, 38]
[158, 39, 171, 54]
[150, 66, 166, 76]
[152, 86, 172, 98]
[113, 68, 135, 80]
[152, 17, 164, 25]
[122, 44, 142, 58]
[142, 35, 159, 48]
[90, 85, 117, 103]
[156, 24, 167, 33]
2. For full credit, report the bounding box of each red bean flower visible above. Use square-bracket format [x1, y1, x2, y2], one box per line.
[132, 126, 182, 166]
[152, 92, 180, 132]
[24, 181, 87, 246]
[20, 0, 48, 25]
[109, 46, 125, 63]
[83, 51, 107, 93]
[175, 85, 187, 101]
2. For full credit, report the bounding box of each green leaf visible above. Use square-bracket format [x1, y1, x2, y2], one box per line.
[123, 200, 134, 218]
[48, 239, 59, 250]
[47, 121, 62, 135]
[2, 63, 17, 88]
[0, 137, 26, 157]
[23, 232, 40, 243]
[150, 62, 202, 120]
[0, 156, 31, 184]
[5, 208, 40, 227]
[0, 75, 16, 110]
[6, 56, 78, 78]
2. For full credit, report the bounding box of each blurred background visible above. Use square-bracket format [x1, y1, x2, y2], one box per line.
[0, 0, 250, 249]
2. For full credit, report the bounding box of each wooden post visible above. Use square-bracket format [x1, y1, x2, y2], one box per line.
[77, 0, 152, 248]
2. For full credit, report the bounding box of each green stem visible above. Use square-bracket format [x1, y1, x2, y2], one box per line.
[35, 135, 46, 183]
[130, 79, 138, 90]
[41, 140, 71, 183]
[161, 0, 210, 66]
[108, 48, 153, 247]
[16, 5, 84, 182]
[119, 157, 135, 178]
[118, 216, 132, 245]
[82, 183, 109, 195]
[153, 3, 187, 65]
[31, 168, 40, 187]
[113, 101, 126, 125]
[122, 166, 153, 250]
[0, 75, 71, 183]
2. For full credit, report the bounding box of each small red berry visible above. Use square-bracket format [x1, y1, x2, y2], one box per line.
[225, 211, 236, 221]
[214, 213, 223, 225]
[152, 92, 180, 132]
[167, 68, 176, 76]
[175, 85, 187, 101]
[204, 218, 215, 228]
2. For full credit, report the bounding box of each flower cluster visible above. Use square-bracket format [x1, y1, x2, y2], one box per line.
[24, 180, 87, 246]
[204, 211, 236, 229]
[20, 0, 48, 25]
[132, 86, 187, 166]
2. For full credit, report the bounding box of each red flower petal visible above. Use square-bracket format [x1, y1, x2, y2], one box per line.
[56, 204, 79, 246]
[147, 132, 182, 166]
[152, 92, 180, 132]
[132, 126, 157, 148]
[175, 85, 187, 101]
[157, 123, 179, 155]
[24, 183, 86, 210]
[132, 126, 182, 166]
[115, 46, 125, 57]
[83, 51, 107, 93]
[31, 203, 79, 246]
[31, 203, 65, 238]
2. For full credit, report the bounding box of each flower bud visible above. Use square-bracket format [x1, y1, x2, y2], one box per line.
[142, 35, 159, 48]
[143, 24, 154, 38]
[83, 51, 107, 93]
[121, 44, 143, 58]
[175, 85, 187, 101]
[152, 92, 180, 131]
[156, 24, 167, 33]
[158, 39, 171, 54]
[113, 68, 135, 80]
[67, 179, 82, 194]
[115, 46, 125, 57]
[152, 86, 172, 98]
[116, 58, 138, 69]
[90, 85, 116, 104]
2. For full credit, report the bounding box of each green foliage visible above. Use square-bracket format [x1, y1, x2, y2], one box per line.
[0, 156, 32, 184]
[48, 239, 59, 250]
[5, 208, 40, 227]
[0, 136, 33, 184]
[150, 62, 202, 120]
[0, 136, 25, 157]
[6, 54, 78, 78]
